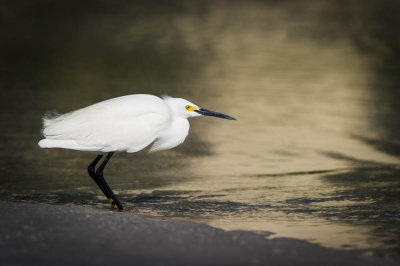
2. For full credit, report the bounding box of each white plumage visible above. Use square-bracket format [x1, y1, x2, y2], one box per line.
[38, 94, 235, 210]
[39, 95, 195, 152]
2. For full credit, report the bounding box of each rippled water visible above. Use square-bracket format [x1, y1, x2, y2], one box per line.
[1, 0, 400, 259]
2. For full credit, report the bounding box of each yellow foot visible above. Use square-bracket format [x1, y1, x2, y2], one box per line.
[108, 198, 126, 211]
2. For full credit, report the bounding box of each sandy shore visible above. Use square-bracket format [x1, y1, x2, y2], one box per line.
[0, 201, 395, 266]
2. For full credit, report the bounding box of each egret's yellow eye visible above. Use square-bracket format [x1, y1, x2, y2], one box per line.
[185, 105, 199, 112]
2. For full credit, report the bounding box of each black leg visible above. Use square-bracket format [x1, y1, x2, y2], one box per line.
[88, 155, 111, 198]
[95, 152, 125, 210]
[87, 152, 125, 210]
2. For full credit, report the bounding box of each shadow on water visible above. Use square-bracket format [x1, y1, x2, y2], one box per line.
[342, 1, 400, 158]
[321, 167, 400, 258]
[1, 0, 400, 260]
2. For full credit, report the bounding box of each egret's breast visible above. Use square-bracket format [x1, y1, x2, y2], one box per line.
[149, 118, 190, 152]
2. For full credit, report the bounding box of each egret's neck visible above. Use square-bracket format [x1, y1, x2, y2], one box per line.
[150, 117, 190, 152]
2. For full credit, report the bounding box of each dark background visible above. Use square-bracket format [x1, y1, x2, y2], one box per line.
[1, 0, 399, 258]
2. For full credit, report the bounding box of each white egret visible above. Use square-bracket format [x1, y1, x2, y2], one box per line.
[38, 94, 235, 210]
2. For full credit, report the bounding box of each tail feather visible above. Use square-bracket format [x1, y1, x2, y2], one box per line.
[42, 112, 63, 127]
[38, 139, 101, 151]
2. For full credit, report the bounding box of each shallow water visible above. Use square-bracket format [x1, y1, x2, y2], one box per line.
[1, 0, 400, 259]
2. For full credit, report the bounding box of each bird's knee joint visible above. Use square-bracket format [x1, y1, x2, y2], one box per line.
[88, 166, 95, 173]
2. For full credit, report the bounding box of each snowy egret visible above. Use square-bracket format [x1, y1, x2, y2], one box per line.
[38, 94, 235, 210]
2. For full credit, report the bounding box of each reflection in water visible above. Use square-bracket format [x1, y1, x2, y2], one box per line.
[1, 0, 400, 259]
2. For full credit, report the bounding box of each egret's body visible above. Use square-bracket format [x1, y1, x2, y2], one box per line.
[38, 94, 235, 210]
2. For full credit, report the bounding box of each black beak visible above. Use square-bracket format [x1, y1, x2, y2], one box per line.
[194, 108, 236, 120]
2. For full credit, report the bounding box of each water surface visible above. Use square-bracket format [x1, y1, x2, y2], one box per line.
[1, 0, 400, 259]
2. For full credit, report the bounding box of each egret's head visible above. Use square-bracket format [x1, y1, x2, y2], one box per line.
[163, 96, 236, 120]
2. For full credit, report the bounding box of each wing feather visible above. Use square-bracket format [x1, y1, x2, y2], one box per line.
[39, 95, 171, 152]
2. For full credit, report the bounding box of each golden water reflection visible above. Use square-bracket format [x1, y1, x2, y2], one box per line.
[1, 0, 400, 259]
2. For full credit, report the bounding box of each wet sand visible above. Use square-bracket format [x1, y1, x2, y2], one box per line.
[0, 201, 396, 266]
